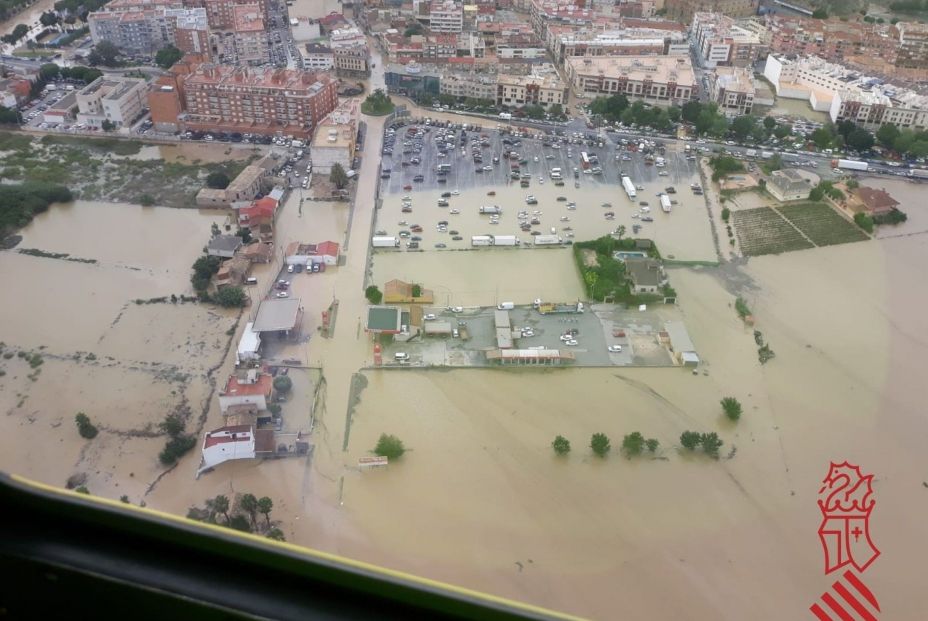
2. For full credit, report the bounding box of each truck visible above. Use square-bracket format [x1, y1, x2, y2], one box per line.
[499, 112, 512, 120]
[533, 300, 584, 315]
[372, 236, 399, 248]
[908, 168, 928, 179]
[832, 159, 869, 172]
[660, 194, 672, 213]
[621, 176, 637, 199]
[471, 235, 493, 246]
[760, 151, 774, 159]
[479, 205, 501, 215]
[492, 235, 520, 246]
[291, 140, 304, 149]
[533, 234, 561, 246]
[745, 149, 757, 158]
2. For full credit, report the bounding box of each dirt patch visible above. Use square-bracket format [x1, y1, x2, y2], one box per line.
[581, 248, 599, 267]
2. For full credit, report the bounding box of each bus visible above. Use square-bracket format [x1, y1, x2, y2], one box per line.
[580, 152, 591, 170]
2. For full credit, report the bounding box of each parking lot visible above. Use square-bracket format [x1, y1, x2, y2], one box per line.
[378, 303, 683, 368]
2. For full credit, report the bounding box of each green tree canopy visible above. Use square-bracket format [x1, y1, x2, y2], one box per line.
[374, 433, 406, 459]
[206, 171, 230, 189]
[88, 40, 120, 67]
[330, 162, 349, 189]
[590, 433, 611, 457]
[721, 397, 742, 422]
[257, 497, 274, 527]
[365, 285, 382, 304]
[240, 493, 258, 529]
[621, 432, 646, 457]
[730, 115, 756, 141]
[552, 435, 571, 455]
[876, 123, 900, 149]
[214, 286, 246, 308]
[155, 44, 183, 69]
[273, 375, 293, 394]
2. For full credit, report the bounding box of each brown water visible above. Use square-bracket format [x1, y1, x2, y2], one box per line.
[131, 143, 265, 164]
[0, 0, 56, 37]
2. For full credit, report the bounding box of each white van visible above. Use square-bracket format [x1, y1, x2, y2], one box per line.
[497, 302, 515, 310]
[244, 277, 258, 285]
[394, 352, 410, 361]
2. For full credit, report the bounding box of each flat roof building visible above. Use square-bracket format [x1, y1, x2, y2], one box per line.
[252, 298, 303, 335]
[709, 66, 755, 116]
[75, 76, 148, 129]
[566, 55, 696, 106]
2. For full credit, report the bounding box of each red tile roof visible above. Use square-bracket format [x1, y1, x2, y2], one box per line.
[855, 187, 898, 215]
[221, 373, 273, 397]
[316, 241, 339, 256]
[203, 424, 253, 449]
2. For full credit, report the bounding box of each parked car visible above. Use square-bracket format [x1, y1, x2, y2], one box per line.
[608, 345, 623, 353]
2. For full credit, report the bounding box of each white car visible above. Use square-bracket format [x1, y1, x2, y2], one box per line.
[559, 334, 573, 342]
[451, 190, 460, 195]
[287, 265, 294, 273]
[565, 339, 578, 346]
[522, 330, 535, 337]
[449, 306, 464, 313]
[276, 291, 289, 298]
[424, 313, 437, 321]
[608, 345, 623, 353]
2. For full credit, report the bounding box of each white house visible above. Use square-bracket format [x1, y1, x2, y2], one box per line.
[285, 240, 340, 266]
[236, 322, 262, 365]
[199, 425, 256, 473]
[217, 370, 273, 413]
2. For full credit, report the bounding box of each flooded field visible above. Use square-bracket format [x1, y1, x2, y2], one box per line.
[132, 142, 264, 164]
[0, 200, 236, 498]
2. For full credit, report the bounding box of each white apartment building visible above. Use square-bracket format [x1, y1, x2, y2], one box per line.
[76, 76, 148, 129]
[496, 69, 569, 107]
[691, 12, 765, 68]
[301, 42, 334, 71]
[429, 0, 463, 33]
[566, 55, 696, 105]
[329, 27, 366, 49]
[709, 66, 755, 116]
[439, 72, 497, 101]
[547, 26, 689, 66]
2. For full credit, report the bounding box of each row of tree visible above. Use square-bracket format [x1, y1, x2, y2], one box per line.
[188, 493, 285, 541]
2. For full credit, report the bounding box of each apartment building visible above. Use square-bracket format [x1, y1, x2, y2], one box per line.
[691, 12, 766, 68]
[160, 64, 338, 138]
[211, 4, 269, 66]
[89, 7, 210, 58]
[329, 27, 366, 49]
[497, 68, 568, 108]
[439, 71, 497, 101]
[75, 76, 148, 128]
[665, 0, 757, 23]
[708, 66, 754, 116]
[765, 14, 896, 66]
[309, 99, 358, 174]
[187, 0, 266, 31]
[529, 0, 593, 41]
[383, 33, 457, 61]
[429, 0, 464, 33]
[896, 21, 928, 70]
[764, 54, 928, 130]
[566, 55, 696, 105]
[334, 45, 371, 77]
[301, 42, 334, 71]
[546, 24, 688, 66]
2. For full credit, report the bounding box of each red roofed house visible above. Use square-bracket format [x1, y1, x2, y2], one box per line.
[285, 240, 340, 266]
[197, 424, 277, 474]
[218, 370, 273, 414]
[238, 196, 278, 227]
[852, 186, 899, 216]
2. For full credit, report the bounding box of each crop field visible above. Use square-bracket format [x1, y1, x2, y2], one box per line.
[778, 203, 869, 247]
[732, 207, 813, 256]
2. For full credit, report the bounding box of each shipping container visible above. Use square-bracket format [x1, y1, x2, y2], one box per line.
[493, 235, 520, 246]
[372, 236, 400, 248]
[533, 235, 561, 246]
[471, 235, 493, 246]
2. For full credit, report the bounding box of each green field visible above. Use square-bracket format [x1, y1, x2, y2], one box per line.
[778, 203, 870, 247]
[732, 207, 813, 256]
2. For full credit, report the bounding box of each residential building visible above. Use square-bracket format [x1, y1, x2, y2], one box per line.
[765, 14, 897, 68]
[383, 279, 434, 304]
[218, 371, 273, 413]
[429, 0, 464, 33]
[195, 155, 274, 207]
[384, 62, 442, 97]
[328, 27, 366, 48]
[237, 196, 278, 236]
[0, 76, 31, 108]
[366, 306, 406, 335]
[211, 4, 269, 66]
[546, 23, 688, 66]
[309, 99, 358, 174]
[43, 92, 78, 124]
[188, 0, 265, 31]
[88, 7, 210, 58]
[289, 16, 322, 42]
[691, 12, 766, 68]
[439, 71, 497, 101]
[497, 67, 568, 107]
[764, 54, 928, 129]
[207, 234, 244, 257]
[624, 258, 667, 294]
[199, 424, 257, 473]
[845, 186, 899, 217]
[566, 55, 696, 105]
[766, 169, 813, 202]
[709, 66, 755, 116]
[896, 22, 928, 70]
[301, 42, 334, 71]
[284, 240, 340, 266]
[665, 0, 757, 23]
[334, 45, 371, 77]
[75, 76, 148, 129]
[251, 298, 303, 336]
[168, 64, 338, 139]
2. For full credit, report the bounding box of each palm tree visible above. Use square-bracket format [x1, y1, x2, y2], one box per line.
[240, 493, 258, 530]
[257, 497, 274, 528]
[211, 495, 230, 524]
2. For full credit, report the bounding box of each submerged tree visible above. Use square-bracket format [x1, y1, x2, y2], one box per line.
[552, 435, 571, 456]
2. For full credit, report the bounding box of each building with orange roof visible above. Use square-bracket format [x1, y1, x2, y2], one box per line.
[218, 370, 273, 413]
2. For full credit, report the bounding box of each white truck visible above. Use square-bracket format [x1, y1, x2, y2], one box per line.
[493, 235, 520, 246]
[621, 176, 637, 199]
[533, 235, 561, 246]
[760, 151, 774, 159]
[745, 149, 757, 158]
[660, 194, 672, 213]
[372, 236, 400, 248]
[499, 112, 512, 120]
[833, 159, 869, 172]
[479, 205, 502, 215]
[291, 140, 305, 149]
[908, 168, 928, 179]
[471, 235, 493, 246]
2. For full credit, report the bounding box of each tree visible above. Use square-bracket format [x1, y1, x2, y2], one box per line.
[812, 8, 828, 19]
[374, 433, 405, 459]
[811, 127, 835, 150]
[721, 207, 731, 222]
[88, 40, 120, 67]
[257, 497, 273, 527]
[101, 119, 116, 131]
[876, 123, 900, 149]
[549, 103, 563, 117]
[75, 412, 99, 439]
[621, 432, 646, 457]
[211, 495, 231, 524]
[40, 11, 60, 27]
[273, 375, 292, 394]
[614, 224, 626, 239]
[590, 433, 611, 457]
[365, 285, 382, 304]
[721, 397, 742, 422]
[700, 432, 724, 458]
[139, 194, 155, 206]
[681, 100, 702, 124]
[645, 438, 660, 453]
[846, 178, 859, 189]
[75, 486, 90, 495]
[206, 171, 230, 189]
[411, 283, 422, 298]
[40, 63, 62, 81]
[552, 435, 571, 455]
[361, 89, 394, 116]
[120, 495, 130, 503]
[240, 493, 259, 530]
[229, 514, 252, 532]
[708, 155, 745, 181]
[730, 115, 755, 141]
[854, 212, 874, 234]
[330, 162, 349, 189]
[215, 286, 246, 308]
[680, 431, 701, 451]
[667, 105, 681, 123]
[159, 434, 196, 464]
[523, 104, 545, 120]
[266, 528, 286, 541]
[155, 44, 183, 69]
[403, 23, 423, 37]
[809, 185, 825, 202]
[2, 24, 29, 45]
[763, 116, 777, 131]
[774, 124, 792, 140]
[847, 127, 875, 152]
[159, 413, 185, 437]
